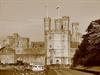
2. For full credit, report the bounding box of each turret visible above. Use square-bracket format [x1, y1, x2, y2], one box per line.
[44, 17, 51, 34]
[62, 16, 70, 31]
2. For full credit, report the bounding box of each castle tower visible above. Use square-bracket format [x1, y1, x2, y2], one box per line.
[72, 22, 79, 42]
[44, 16, 70, 65]
[44, 17, 51, 33]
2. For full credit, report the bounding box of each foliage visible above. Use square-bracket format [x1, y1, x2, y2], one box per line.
[73, 19, 100, 67]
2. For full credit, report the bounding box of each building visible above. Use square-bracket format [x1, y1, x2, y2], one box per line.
[15, 37, 29, 54]
[0, 47, 15, 64]
[0, 33, 45, 65]
[5, 33, 29, 54]
[16, 42, 45, 65]
[70, 22, 82, 64]
[0, 18, 82, 66]
[44, 16, 71, 65]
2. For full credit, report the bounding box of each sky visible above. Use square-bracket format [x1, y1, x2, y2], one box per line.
[0, 0, 100, 41]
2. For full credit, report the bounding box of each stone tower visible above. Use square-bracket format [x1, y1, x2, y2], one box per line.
[44, 16, 70, 65]
[72, 22, 79, 43]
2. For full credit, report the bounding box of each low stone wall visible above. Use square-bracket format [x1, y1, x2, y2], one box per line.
[72, 66, 100, 75]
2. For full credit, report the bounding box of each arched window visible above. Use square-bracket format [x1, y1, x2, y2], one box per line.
[56, 60, 59, 64]
[61, 25, 63, 30]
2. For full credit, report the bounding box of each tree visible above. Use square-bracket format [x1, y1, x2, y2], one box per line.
[73, 19, 100, 67]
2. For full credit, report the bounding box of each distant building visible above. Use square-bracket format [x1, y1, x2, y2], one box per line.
[0, 47, 15, 64]
[15, 37, 29, 54]
[70, 22, 82, 64]
[5, 33, 29, 54]
[16, 42, 45, 65]
[0, 33, 45, 65]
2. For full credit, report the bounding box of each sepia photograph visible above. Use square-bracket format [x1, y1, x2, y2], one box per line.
[0, 0, 100, 75]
